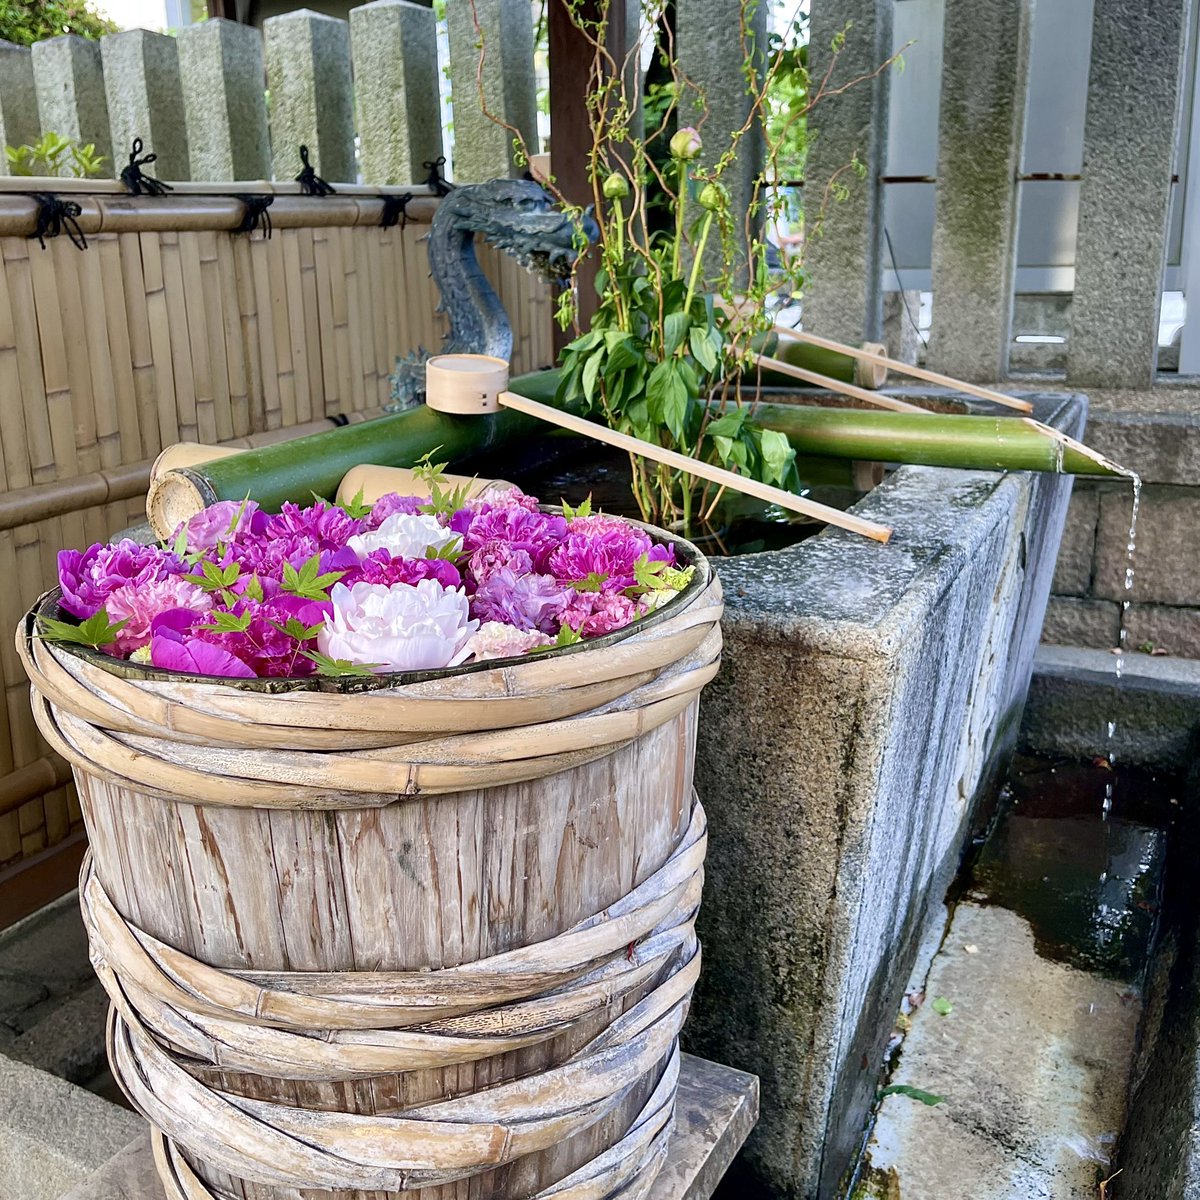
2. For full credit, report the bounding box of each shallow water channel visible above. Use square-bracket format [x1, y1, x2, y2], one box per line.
[854, 750, 1195, 1199]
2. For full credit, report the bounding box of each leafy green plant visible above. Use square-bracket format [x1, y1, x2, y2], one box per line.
[6, 131, 106, 179]
[0, 0, 116, 46]
[475, 2, 899, 537]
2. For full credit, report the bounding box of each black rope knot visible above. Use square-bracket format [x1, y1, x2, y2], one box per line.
[31, 193, 87, 251]
[121, 138, 172, 196]
[234, 194, 274, 238]
[380, 192, 414, 229]
[422, 157, 454, 196]
[295, 145, 335, 196]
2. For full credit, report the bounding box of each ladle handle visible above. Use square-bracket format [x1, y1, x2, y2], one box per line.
[496, 391, 893, 544]
[774, 326, 1035, 414]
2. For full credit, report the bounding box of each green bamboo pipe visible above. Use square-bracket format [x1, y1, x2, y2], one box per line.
[753, 333, 868, 388]
[747, 404, 1127, 477]
[147, 368, 1125, 535]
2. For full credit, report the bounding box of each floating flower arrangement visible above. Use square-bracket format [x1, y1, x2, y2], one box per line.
[40, 471, 695, 680]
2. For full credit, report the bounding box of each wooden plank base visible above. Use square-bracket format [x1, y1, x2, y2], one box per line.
[58, 1054, 759, 1200]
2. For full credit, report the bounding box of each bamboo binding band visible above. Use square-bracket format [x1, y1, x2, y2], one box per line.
[85, 801, 706, 1192]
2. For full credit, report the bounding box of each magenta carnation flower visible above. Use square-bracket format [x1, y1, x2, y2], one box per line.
[560, 590, 638, 637]
[471, 569, 572, 633]
[58, 540, 183, 619]
[150, 628, 256, 678]
[192, 601, 319, 678]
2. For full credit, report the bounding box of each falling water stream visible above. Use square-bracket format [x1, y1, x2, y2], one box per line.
[1102, 472, 1142, 821]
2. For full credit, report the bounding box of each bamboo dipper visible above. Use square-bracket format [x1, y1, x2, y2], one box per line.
[423, 354, 893, 544]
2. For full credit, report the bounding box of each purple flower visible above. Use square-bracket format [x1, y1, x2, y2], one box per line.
[179, 500, 267, 553]
[58, 540, 183, 619]
[150, 627, 256, 678]
[364, 493, 426, 529]
[263, 501, 364, 548]
[343, 551, 462, 591]
[462, 508, 567, 573]
[467, 542, 534, 587]
[191, 600, 319, 678]
[549, 527, 673, 592]
[471, 569, 572, 633]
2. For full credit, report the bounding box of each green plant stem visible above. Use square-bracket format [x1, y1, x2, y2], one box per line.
[684, 212, 715, 317]
[672, 161, 687, 277]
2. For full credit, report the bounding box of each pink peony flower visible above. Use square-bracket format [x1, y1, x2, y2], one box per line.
[179, 500, 266, 553]
[58, 540, 183, 619]
[319, 579, 478, 673]
[465, 621, 552, 661]
[560, 590, 638, 638]
[471, 569, 572, 633]
[466, 542, 534, 586]
[104, 576, 209, 655]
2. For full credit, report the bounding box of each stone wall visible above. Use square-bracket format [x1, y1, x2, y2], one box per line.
[686, 392, 1084, 1199]
[1043, 387, 1200, 658]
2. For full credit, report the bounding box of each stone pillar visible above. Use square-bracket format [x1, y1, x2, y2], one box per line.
[676, 0, 768, 281]
[1067, 0, 1190, 389]
[177, 19, 271, 182]
[802, 0, 893, 345]
[445, 0, 538, 181]
[0, 42, 39, 171]
[883, 289, 923, 365]
[100, 29, 190, 183]
[926, 0, 1033, 382]
[30, 35, 113, 176]
[264, 10, 356, 184]
[350, 0, 442, 185]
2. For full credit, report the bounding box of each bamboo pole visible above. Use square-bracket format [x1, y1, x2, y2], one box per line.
[753, 353, 931, 414]
[775, 326, 1035, 413]
[0, 412, 382, 534]
[494, 391, 892, 543]
[0, 754, 73, 819]
[747, 404, 1129, 476]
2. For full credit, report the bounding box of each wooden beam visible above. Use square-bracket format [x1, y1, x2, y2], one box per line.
[547, 0, 634, 347]
[0, 832, 86, 931]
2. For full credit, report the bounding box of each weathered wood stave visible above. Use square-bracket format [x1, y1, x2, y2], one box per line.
[20, 568, 722, 1200]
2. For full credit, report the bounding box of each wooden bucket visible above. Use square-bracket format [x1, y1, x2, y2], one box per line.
[17, 546, 723, 1200]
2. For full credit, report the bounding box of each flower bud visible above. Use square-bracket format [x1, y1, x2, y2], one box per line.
[698, 181, 728, 211]
[669, 127, 703, 160]
[602, 172, 630, 200]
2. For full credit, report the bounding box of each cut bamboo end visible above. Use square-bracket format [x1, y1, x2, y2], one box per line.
[151, 443, 245, 483]
[147, 468, 219, 540]
[1021, 419, 1135, 479]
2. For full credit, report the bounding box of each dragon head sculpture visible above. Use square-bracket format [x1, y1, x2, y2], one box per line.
[389, 179, 597, 409]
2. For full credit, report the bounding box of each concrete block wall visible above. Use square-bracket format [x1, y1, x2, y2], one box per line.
[1043, 388, 1200, 659]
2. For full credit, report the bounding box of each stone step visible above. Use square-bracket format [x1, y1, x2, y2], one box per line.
[55, 1053, 758, 1200]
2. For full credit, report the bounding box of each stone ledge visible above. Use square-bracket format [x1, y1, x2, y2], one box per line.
[0, 1055, 142, 1200]
[1021, 644, 1200, 770]
[54, 1054, 758, 1200]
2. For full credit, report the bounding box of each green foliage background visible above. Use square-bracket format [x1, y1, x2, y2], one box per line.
[0, 0, 117, 46]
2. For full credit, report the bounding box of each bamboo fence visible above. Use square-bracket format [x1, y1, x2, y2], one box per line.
[0, 187, 555, 881]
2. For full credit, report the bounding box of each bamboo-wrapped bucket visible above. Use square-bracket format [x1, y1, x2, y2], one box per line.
[17, 536, 723, 1200]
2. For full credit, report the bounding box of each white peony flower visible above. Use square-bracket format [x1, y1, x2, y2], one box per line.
[347, 512, 460, 562]
[319, 579, 479, 673]
[465, 621, 553, 661]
